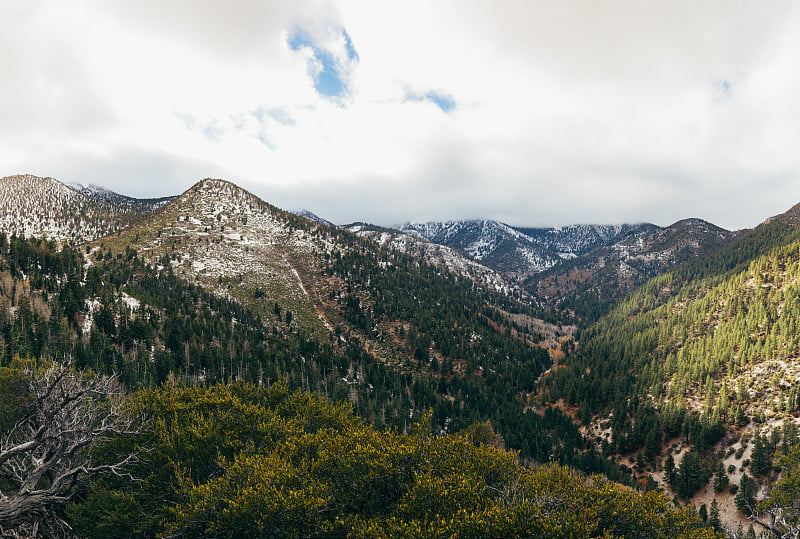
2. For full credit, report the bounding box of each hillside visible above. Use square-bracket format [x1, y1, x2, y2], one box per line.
[396, 218, 735, 322]
[514, 223, 654, 258]
[96, 178, 339, 338]
[398, 220, 561, 276]
[0, 175, 154, 243]
[76, 178, 588, 461]
[542, 201, 800, 530]
[531, 218, 736, 320]
[69, 182, 175, 212]
[293, 209, 336, 227]
[2, 174, 797, 535]
[346, 222, 525, 298]
[57, 380, 715, 538]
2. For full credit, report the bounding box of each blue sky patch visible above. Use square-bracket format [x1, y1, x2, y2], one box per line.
[288, 28, 359, 102]
[404, 90, 456, 113]
[343, 30, 359, 62]
[712, 79, 733, 102]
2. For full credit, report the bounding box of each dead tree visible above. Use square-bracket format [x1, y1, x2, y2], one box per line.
[0, 362, 140, 537]
[748, 508, 800, 539]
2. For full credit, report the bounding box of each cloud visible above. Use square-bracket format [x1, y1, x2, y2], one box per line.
[31, 144, 225, 199]
[2, 1, 800, 231]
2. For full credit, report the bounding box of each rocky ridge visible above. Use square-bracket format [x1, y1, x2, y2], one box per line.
[0, 174, 150, 243]
[346, 222, 527, 299]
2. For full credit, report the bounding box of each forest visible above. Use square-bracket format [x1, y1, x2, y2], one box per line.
[0, 231, 591, 465]
[540, 206, 800, 535]
[1, 358, 720, 537]
[3, 204, 800, 535]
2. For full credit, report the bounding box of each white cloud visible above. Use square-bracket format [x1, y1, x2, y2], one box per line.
[2, 1, 800, 229]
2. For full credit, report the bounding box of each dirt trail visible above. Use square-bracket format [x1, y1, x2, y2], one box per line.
[282, 255, 333, 332]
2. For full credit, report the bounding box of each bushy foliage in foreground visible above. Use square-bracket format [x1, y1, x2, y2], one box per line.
[68, 382, 719, 538]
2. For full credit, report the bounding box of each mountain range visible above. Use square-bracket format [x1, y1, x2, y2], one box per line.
[0, 174, 575, 461]
[394, 218, 737, 319]
[3, 173, 800, 534]
[5, 173, 735, 323]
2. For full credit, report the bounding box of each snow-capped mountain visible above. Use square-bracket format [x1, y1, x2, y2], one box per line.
[1, 173, 737, 323]
[97, 178, 559, 369]
[99, 178, 341, 336]
[397, 220, 560, 276]
[0, 174, 153, 243]
[397, 220, 659, 273]
[293, 209, 336, 228]
[512, 223, 658, 258]
[346, 223, 527, 299]
[395, 217, 736, 319]
[69, 182, 175, 212]
[531, 217, 736, 318]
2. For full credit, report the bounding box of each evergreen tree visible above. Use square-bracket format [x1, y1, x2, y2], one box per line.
[635, 451, 646, 472]
[664, 454, 676, 486]
[644, 427, 661, 462]
[675, 451, 705, 499]
[735, 473, 756, 515]
[750, 434, 770, 477]
[698, 503, 708, 523]
[708, 499, 722, 532]
[713, 460, 729, 492]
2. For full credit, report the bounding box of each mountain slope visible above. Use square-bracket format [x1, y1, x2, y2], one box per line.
[531, 218, 736, 319]
[513, 223, 655, 258]
[92, 178, 585, 460]
[346, 222, 526, 298]
[398, 220, 560, 276]
[0, 175, 152, 243]
[97, 178, 337, 337]
[397, 218, 735, 321]
[293, 209, 336, 227]
[542, 201, 800, 525]
[69, 182, 175, 213]
[545, 207, 800, 427]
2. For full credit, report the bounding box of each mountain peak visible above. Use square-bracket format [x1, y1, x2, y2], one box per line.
[71, 182, 176, 212]
[293, 210, 336, 227]
[397, 219, 558, 275]
[0, 174, 141, 242]
[178, 178, 271, 215]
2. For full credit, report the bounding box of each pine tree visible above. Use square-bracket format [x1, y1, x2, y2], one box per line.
[750, 434, 770, 477]
[713, 460, 729, 492]
[735, 473, 756, 515]
[643, 427, 660, 462]
[664, 454, 676, 486]
[709, 499, 722, 532]
[698, 503, 708, 523]
[676, 451, 704, 499]
[635, 451, 645, 472]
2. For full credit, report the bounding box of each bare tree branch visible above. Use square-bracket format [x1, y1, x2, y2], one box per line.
[0, 361, 143, 537]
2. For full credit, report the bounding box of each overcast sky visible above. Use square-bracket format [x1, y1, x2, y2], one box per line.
[2, 1, 800, 229]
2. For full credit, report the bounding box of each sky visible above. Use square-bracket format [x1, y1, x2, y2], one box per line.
[2, 1, 800, 230]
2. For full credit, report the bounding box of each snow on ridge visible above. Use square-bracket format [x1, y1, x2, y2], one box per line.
[126, 178, 342, 336]
[294, 210, 336, 227]
[0, 174, 127, 243]
[350, 225, 525, 297]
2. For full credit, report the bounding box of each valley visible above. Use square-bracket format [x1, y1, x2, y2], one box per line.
[1, 173, 799, 537]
